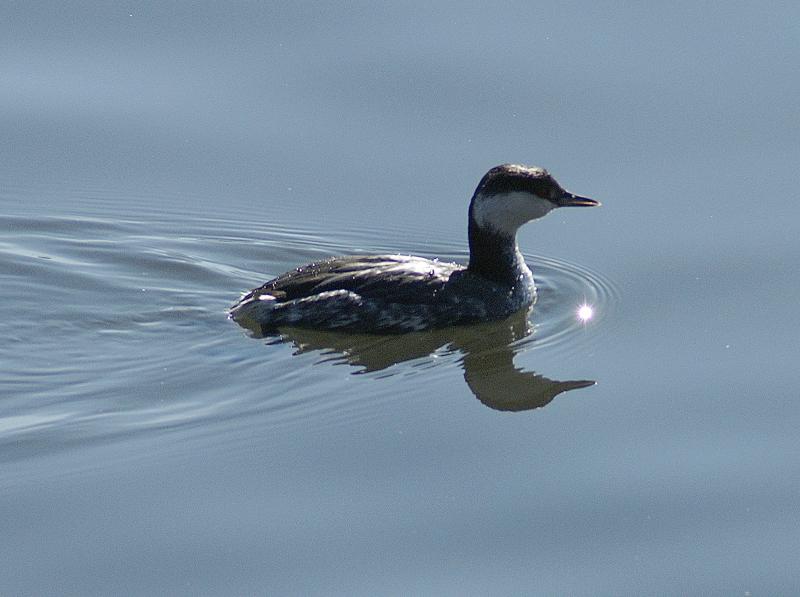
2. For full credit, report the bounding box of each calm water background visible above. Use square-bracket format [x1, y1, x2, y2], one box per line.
[2, 3, 799, 595]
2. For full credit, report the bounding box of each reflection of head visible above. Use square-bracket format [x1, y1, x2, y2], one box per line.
[463, 348, 594, 412]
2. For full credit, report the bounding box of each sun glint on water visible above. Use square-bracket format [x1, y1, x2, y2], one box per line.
[577, 304, 594, 323]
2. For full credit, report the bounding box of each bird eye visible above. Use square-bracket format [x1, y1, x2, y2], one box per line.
[530, 178, 555, 200]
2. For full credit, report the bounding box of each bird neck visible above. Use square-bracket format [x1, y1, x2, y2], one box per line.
[467, 216, 528, 287]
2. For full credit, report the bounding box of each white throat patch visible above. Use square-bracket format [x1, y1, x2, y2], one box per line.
[471, 191, 555, 236]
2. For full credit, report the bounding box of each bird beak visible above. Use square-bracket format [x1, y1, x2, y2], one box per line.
[556, 191, 601, 207]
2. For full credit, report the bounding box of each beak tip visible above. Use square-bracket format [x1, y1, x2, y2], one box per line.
[559, 193, 601, 208]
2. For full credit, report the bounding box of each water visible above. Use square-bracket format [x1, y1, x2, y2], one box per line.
[2, 3, 799, 595]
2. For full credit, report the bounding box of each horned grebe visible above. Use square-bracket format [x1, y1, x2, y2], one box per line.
[230, 164, 599, 333]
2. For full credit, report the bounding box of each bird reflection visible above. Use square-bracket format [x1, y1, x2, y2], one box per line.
[236, 309, 594, 412]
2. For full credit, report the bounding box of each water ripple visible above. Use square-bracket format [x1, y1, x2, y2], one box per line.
[523, 253, 621, 355]
[0, 202, 618, 458]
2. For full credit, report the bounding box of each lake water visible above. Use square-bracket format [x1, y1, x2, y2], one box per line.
[2, 3, 799, 595]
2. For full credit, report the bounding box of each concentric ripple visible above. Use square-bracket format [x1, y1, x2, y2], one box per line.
[0, 197, 619, 454]
[522, 252, 620, 354]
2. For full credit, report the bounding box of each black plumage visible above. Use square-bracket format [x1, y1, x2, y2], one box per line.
[230, 164, 597, 333]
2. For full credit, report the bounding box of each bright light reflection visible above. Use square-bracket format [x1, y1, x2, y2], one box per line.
[577, 304, 594, 323]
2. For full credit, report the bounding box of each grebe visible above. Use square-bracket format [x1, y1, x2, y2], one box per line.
[230, 164, 599, 333]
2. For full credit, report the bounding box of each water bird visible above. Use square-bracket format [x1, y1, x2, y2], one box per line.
[231, 164, 599, 333]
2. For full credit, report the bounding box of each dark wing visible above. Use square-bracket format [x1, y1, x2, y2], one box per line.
[241, 255, 463, 305]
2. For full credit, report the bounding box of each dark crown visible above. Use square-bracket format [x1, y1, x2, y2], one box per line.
[475, 164, 564, 201]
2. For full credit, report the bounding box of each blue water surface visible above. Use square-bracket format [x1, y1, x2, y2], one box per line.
[2, 3, 799, 595]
